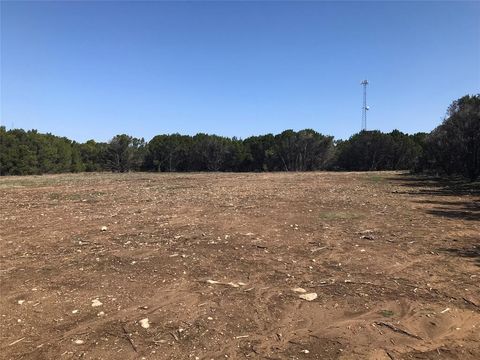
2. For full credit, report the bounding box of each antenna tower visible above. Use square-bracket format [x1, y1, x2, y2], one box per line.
[361, 79, 369, 131]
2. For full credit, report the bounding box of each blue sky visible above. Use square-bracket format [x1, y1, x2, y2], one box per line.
[1, 1, 479, 142]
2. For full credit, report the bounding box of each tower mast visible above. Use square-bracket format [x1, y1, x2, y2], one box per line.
[361, 79, 369, 131]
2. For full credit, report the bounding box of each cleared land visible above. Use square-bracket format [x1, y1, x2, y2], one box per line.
[0, 172, 479, 360]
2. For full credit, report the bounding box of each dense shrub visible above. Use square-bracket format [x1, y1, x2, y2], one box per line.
[1, 94, 478, 177]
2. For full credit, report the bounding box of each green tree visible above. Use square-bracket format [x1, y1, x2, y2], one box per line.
[106, 134, 145, 172]
[421, 95, 480, 180]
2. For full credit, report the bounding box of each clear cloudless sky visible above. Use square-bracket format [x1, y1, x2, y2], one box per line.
[1, 1, 479, 142]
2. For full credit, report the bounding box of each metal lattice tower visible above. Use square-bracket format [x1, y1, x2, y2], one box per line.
[361, 79, 369, 131]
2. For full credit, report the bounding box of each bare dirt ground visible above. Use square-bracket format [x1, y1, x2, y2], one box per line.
[0, 172, 478, 360]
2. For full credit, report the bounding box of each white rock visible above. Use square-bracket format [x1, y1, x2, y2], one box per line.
[299, 293, 318, 301]
[292, 287, 307, 293]
[301, 349, 310, 354]
[139, 318, 150, 329]
[91, 299, 103, 307]
[17, 300, 25, 305]
[101, 226, 107, 231]
[74, 339, 84, 345]
[97, 311, 105, 317]
[72, 309, 79, 314]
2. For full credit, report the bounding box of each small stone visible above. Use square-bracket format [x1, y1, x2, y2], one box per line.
[292, 287, 307, 293]
[17, 300, 25, 305]
[91, 299, 103, 307]
[299, 293, 317, 301]
[301, 349, 310, 354]
[101, 226, 107, 231]
[139, 318, 150, 329]
[72, 309, 79, 314]
[97, 311, 105, 317]
[74, 339, 84, 345]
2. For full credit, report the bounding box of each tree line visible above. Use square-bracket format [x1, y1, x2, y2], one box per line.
[1, 95, 478, 179]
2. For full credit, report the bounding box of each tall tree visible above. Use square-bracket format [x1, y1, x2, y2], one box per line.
[421, 95, 480, 180]
[106, 134, 145, 172]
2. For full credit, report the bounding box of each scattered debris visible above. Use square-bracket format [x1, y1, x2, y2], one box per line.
[8, 337, 25, 346]
[206, 279, 246, 288]
[122, 325, 138, 352]
[311, 246, 327, 253]
[228, 282, 246, 288]
[170, 331, 179, 341]
[386, 351, 395, 360]
[374, 322, 423, 340]
[206, 279, 221, 285]
[462, 297, 479, 308]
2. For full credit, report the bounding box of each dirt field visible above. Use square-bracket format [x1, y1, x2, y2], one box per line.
[0, 172, 478, 360]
